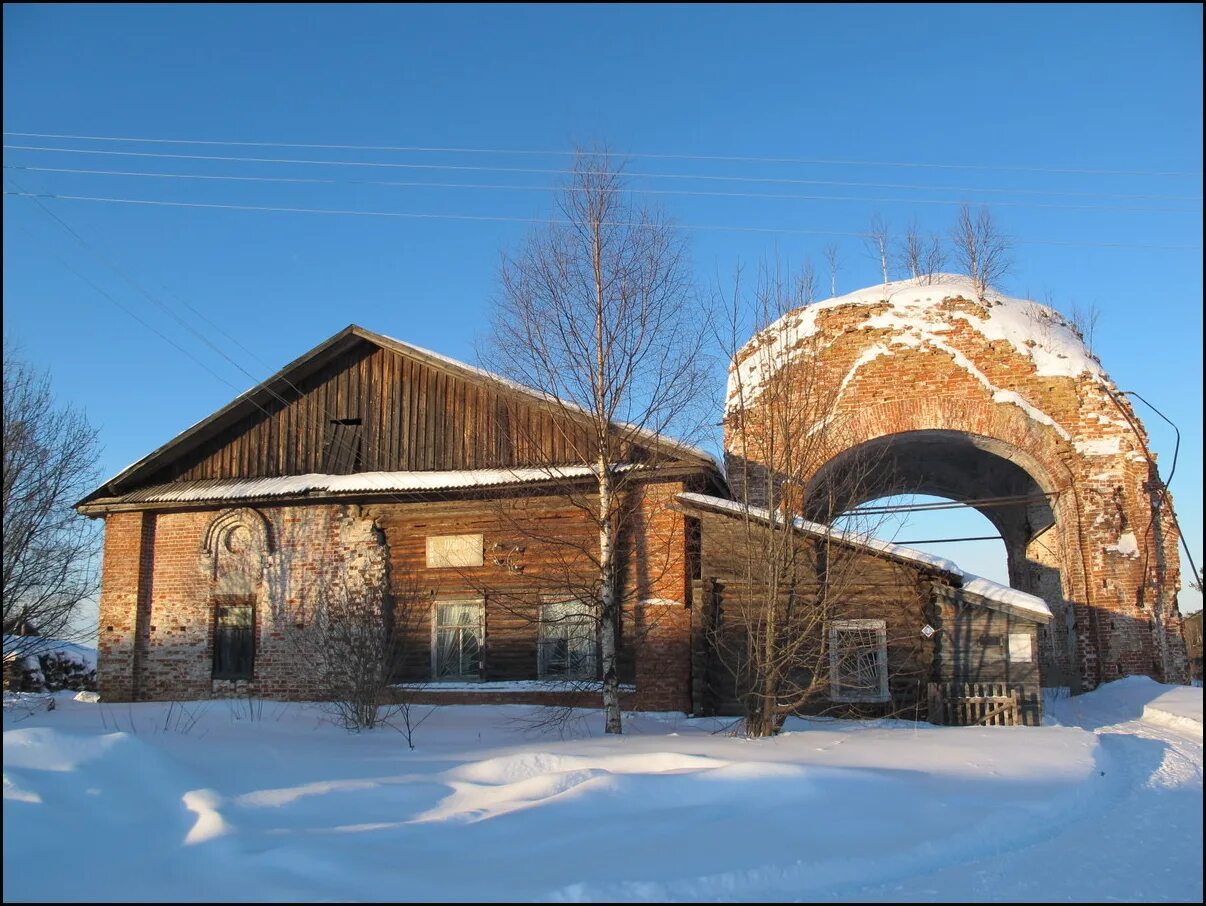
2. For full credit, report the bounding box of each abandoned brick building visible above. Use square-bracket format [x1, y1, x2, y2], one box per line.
[725, 275, 1189, 692]
[78, 279, 1188, 721]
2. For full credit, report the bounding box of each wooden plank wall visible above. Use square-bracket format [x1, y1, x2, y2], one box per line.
[931, 598, 1043, 725]
[152, 341, 602, 483]
[691, 509, 1045, 724]
[694, 509, 936, 718]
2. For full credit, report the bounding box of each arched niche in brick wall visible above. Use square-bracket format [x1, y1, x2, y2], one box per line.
[201, 507, 275, 596]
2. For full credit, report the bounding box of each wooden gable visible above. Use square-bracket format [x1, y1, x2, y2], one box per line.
[82, 326, 712, 504]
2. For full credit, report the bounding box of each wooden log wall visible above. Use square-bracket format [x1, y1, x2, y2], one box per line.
[371, 483, 690, 685]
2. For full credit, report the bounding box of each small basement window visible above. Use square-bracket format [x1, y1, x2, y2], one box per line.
[432, 600, 484, 680]
[538, 598, 599, 680]
[212, 600, 255, 681]
[828, 618, 889, 703]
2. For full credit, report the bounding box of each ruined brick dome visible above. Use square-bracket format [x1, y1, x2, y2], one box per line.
[724, 274, 1187, 691]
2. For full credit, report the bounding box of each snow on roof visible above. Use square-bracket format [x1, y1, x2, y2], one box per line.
[959, 573, 1052, 620]
[114, 466, 629, 505]
[676, 492, 1052, 621]
[726, 275, 1107, 426]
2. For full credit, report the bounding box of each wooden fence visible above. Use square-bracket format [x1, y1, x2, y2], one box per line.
[927, 682, 1021, 726]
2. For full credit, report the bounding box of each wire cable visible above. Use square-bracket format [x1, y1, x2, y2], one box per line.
[7, 190, 1200, 250]
[5, 164, 1194, 214]
[6, 130, 1200, 178]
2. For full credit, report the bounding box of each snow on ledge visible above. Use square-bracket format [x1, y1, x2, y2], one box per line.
[677, 493, 1052, 620]
[391, 680, 636, 693]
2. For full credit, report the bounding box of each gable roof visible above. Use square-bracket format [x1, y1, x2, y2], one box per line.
[674, 492, 1052, 623]
[79, 325, 721, 508]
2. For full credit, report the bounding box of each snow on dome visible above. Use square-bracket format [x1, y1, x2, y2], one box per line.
[726, 274, 1108, 413]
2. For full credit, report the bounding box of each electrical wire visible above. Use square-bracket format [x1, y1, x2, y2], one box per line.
[6, 130, 1200, 177]
[5, 144, 1202, 201]
[4, 164, 1194, 214]
[7, 190, 1201, 250]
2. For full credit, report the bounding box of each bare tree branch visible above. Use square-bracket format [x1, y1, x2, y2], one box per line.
[951, 204, 1012, 300]
[718, 261, 904, 736]
[480, 146, 711, 734]
[3, 343, 102, 672]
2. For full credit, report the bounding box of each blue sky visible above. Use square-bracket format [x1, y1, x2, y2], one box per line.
[3, 3, 1202, 613]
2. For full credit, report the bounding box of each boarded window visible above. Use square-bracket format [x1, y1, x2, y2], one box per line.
[432, 600, 484, 679]
[828, 619, 888, 703]
[323, 418, 363, 473]
[426, 534, 484, 568]
[539, 599, 598, 679]
[213, 601, 255, 680]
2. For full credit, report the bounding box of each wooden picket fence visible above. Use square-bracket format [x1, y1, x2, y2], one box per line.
[927, 682, 1021, 726]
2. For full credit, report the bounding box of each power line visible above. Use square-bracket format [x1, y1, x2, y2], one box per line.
[843, 492, 1057, 516]
[8, 161, 1200, 204]
[4, 182, 255, 396]
[894, 535, 1003, 545]
[7, 190, 1201, 251]
[6, 145, 1202, 202]
[8, 175, 489, 502]
[5, 164, 1195, 214]
[6, 130, 1199, 178]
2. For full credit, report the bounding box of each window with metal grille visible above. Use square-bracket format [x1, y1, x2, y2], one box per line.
[432, 600, 484, 679]
[538, 599, 598, 679]
[828, 619, 889, 702]
[212, 600, 255, 680]
[323, 418, 363, 473]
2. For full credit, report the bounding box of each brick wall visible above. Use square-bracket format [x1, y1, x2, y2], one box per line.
[94, 479, 694, 709]
[726, 285, 1188, 690]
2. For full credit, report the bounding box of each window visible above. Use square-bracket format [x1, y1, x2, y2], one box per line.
[323, 418, 363, 473]
[828, 619, 888, 703]
[213, 600, 255, 680]
[539, 598, 598, 679]
[432, 600, 484, 679]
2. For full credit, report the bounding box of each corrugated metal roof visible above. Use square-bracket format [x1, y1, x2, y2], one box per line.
[114, 466, 619, 504]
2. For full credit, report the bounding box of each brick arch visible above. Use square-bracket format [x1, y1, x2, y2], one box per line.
[201, 507, 274, 562]
[725, 279, 1188, 688]
[201, 507, 275, 595]
[798, 401, 1095, 690]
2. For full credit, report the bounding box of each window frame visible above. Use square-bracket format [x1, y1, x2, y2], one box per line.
[211, 597, 256, 681]
[537, 597, 600, 680]
[430, 598, 485, 681]
[827, 618, 889, 703]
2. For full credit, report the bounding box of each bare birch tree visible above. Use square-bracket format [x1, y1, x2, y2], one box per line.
[895, 219, 947, 285]
[951, 204, 1012, 299]
[1068, 300, 1101, 355]
[898, 218, 924, 280]
[484, 148, 710, 734]
[823, 243, 841, 297]
[719, 262, 904, 737]
[921, 231, 947, 285]
[865, 214, 891, 290]
[3, 344, 101, 670]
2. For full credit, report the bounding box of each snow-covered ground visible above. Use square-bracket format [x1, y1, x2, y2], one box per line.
[3, 677, 1200, 902]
